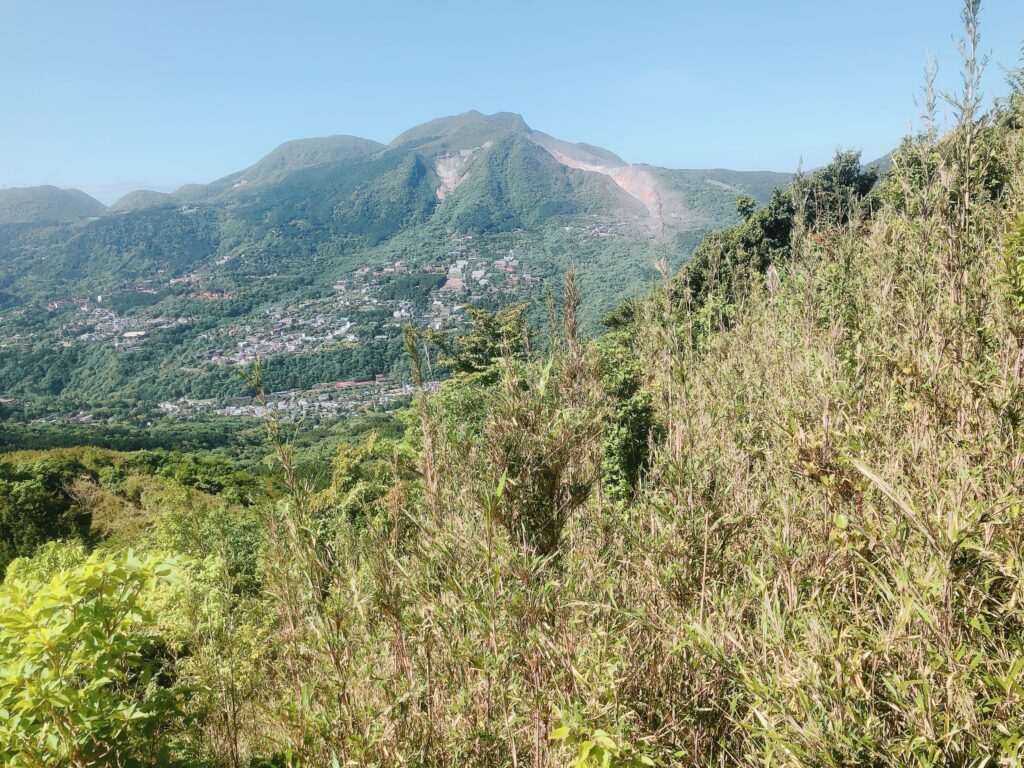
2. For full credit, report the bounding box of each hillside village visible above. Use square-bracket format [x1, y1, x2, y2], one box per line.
[0, 232, 540, 420]
[157, 378, 441, 421]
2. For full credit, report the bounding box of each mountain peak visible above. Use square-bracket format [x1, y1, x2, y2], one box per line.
[389, 111, 530, 150]
[108, 189, 175, 213]
[187, 135, 386, 198]
[244, 135, 386, 180]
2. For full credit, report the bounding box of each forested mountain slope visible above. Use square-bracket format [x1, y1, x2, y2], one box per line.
[0, 185, 105, 225]
[0, 112, 789, 418]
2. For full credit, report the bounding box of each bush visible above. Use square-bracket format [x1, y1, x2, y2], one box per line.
[0, 546, 184, 767]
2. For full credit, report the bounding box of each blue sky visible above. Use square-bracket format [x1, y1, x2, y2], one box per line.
[2, 1, 1022, 203]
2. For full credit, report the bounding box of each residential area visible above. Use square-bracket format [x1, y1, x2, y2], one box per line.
[158, 378, 441, 421]
[0, 233, 540, 421]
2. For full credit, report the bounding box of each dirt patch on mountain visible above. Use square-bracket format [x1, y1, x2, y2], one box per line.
[435, 152, 472, 200]
[531, 135, 673, 232]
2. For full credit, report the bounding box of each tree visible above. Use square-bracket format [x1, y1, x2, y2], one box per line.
[735, 194, 757, 220]
[680, 149, 877, 317]
[0, 458, 91, 575]
[424, 303, 530, 380]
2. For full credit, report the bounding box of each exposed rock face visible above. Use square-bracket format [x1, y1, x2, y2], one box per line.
[434, 140, 494, 200]
[528, 131, 674, 232]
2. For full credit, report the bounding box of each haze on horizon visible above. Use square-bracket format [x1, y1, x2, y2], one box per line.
[2, 0, 1023, 204]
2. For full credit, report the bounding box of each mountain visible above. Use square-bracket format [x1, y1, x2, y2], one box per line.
[0, 111, 791, 414]
[865, 151, 894, 174]
[389, 110, 530, 150]
[0, 186, 106, 225]
[101, 111, 788, 239]
[172, 135, 388, 204]
[107, 189, 176, 213]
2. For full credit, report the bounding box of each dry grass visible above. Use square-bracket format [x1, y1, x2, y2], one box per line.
[169, 17, 1024, 766]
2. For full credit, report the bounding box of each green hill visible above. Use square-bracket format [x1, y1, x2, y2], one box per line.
[389, 109, 531, 150]
[0, 185, 105, 225]
[173, 134, 387, 204]
[107, 189, 176, 212]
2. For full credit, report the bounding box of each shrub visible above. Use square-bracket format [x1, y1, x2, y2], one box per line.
[0, 547, 183, 767]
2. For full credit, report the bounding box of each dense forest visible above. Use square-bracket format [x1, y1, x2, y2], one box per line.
[3, 8, 1024, 767]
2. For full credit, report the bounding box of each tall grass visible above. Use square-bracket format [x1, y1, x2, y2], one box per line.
[164, 7, 1024, 765]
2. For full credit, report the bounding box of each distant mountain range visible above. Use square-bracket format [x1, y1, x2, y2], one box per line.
[0, 111, 790, 303]
[4, 110, 789, 232]
[0, 112, 793, 412]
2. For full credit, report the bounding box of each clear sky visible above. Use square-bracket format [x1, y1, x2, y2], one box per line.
[2, 0, 1022, 204]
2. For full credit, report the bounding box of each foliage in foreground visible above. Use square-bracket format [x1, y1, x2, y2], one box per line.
[0, 546, 183, 767]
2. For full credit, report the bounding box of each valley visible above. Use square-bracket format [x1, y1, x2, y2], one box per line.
[0, 111, 789, 425]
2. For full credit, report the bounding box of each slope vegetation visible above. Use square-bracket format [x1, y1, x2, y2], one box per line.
[0, 185, 105, 225]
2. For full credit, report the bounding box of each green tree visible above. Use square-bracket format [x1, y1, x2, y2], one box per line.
[426, 303, 531, 379]
[0, 458, 91, 575]
[735, 193, 757, 220]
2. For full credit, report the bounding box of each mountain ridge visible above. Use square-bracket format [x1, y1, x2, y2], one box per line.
[98, 111, 791, 223]
[4, 112, 799, 226]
